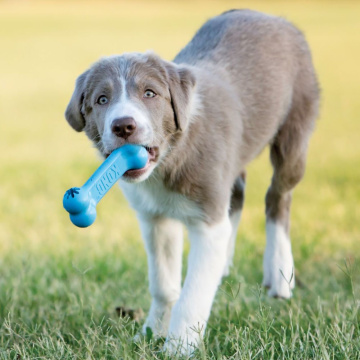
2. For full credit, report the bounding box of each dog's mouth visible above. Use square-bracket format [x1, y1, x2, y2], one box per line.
[105, 145, 159, 179]
[124, 146, 159, 179]
[143, 146, 157, 162]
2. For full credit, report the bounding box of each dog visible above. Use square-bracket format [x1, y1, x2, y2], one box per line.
[65, 9, 319, 354]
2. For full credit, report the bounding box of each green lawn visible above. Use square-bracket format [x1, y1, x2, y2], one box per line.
[0, 1, 359, 359]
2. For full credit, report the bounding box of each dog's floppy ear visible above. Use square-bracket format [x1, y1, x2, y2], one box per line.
[165, 63, 196, 132]
[65, 70, 90, 132]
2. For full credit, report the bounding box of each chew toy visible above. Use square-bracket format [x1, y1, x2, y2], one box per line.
[63, 144, 148, 228]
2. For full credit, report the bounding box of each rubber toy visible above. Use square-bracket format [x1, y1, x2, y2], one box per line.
[63, 144, 148, 228]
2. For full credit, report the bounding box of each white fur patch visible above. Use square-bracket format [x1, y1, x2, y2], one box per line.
[102, 77, 153, 153]
[187, 88, 203, 124]
[119, 176, 202, 222]
[165, 211, 232, 355]
[223, 209, 242, 277]
[139, 217, 184, 337]
[263, 220, 295, 298]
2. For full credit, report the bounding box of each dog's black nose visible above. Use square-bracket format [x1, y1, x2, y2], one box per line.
[111, 117, 137, 139]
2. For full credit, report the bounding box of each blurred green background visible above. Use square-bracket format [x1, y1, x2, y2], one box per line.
[0, 0, 359, 358]
[1, 0, 359, 262]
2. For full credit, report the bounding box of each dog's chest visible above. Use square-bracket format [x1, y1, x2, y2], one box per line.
[119, 179, 202, 222]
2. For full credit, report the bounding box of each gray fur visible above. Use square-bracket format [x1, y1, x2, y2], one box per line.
[65, 71, 89, 132]
[230, 172, 246, 215]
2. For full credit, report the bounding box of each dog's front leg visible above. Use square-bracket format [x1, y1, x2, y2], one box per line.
[138, 215, 183, 338]
[164, 212, 232, 355]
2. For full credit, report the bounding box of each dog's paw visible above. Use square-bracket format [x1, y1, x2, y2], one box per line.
[263, 254, 295, 298]
[133, 325, 156, 344]
[163, 333, 199, 357]
[163, 311, 204, 356]
[133, 332, 143, 343]
[263, 221, 295, 299]
[139, 300, 174, 339]
[266, 272, 295, 299]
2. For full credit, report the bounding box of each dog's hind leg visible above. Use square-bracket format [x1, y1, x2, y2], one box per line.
[223, 172, 246, 277]
[138, 216, 183, 337]
[263, 85, 318, 298]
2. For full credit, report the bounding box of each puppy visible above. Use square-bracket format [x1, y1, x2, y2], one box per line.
[65, 9, 319, 354]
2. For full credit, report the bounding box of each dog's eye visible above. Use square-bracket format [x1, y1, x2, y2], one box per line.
[143, 90, 156, 98]
[97, 95, 109, 105]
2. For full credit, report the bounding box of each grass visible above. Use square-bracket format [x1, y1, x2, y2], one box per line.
[0, 0, 359, 359]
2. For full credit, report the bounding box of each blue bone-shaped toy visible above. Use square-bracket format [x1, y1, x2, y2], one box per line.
[63, 144, 148, 228]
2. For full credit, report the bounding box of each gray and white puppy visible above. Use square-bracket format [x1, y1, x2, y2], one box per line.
[65, 9, 319, 354]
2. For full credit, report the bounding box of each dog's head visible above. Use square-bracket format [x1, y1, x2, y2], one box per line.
[65, 52, 196, 182]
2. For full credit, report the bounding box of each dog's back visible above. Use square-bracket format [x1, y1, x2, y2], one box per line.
[175, 9, 319, 164]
